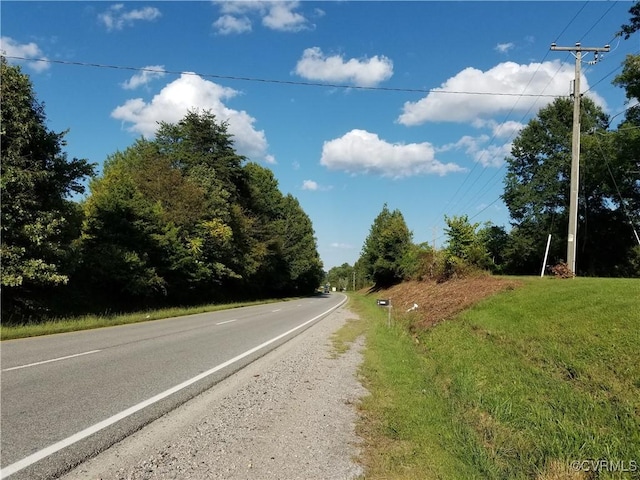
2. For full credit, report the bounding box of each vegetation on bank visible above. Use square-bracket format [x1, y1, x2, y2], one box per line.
[347, 277, 640, 479]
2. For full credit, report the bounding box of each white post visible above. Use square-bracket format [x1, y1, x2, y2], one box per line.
[541, 234, 552, 277]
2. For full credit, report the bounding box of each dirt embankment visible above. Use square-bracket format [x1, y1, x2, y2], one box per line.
[371, 275, 522, 330]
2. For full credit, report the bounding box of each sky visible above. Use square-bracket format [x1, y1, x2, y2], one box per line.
[2, 1, 639, 270]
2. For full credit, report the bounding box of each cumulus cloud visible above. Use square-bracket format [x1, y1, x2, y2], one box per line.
[320, 129, 464, 178]
[397, 60, 607, 125]
[213, 15, 252, 35]
[302, 180, 319, 190]
[472, 119, 525, 139]
[213, 1, 311, 34]
[302, 179, 332, 191]
[99, 4, 161, 31]
[121, 65, 166, 90]
[262, 2, 308, 31]
[438, 134, 512, 168]
[295, 47, 393, 87]
[0, 36, 50, 72]
[495, 42, 514, 54]
[111, 73, 269, 161]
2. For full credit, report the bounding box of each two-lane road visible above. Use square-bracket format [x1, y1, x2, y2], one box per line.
[1, 294, 346, 479]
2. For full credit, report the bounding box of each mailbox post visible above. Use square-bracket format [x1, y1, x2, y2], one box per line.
[377, 298, 392, 326]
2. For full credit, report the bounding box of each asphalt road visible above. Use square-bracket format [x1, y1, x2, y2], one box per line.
[0, 293, 346, 479]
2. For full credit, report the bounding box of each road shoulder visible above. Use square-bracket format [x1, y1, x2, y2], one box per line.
[61, 304, 366, 480]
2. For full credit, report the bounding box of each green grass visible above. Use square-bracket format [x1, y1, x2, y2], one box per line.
[330, 300, 368, 358]
[351, 277, 640, 480]
[0, 298, 291, 341]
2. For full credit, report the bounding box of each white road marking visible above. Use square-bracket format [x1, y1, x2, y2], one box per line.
[272, 309, 282, 312]
[215, 319, 237, 326]
[2, 350, 102, 372]
[0, 295, 347, 479]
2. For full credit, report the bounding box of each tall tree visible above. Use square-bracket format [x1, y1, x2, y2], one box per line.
[502, 96, 638, 276]
[443, 215, 491, 271]
[154, 110, 254, 286]
[360, 204, 412, 287]
[1, 57, 95, 319]
[276, 195, 324, 294]
[241, 162, 289, 295]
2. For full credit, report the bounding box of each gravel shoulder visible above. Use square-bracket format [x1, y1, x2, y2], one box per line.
[61, 303, 367, 480]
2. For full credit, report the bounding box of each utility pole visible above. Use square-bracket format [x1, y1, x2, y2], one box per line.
[550, 42, 609, 276]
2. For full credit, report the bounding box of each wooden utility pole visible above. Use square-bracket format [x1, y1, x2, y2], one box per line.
[550, 42, 609, 276]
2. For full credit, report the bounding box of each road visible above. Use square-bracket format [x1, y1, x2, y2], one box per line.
[0, 293, 346, 479]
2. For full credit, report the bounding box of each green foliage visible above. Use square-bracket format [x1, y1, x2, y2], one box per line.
[1, 92, 323, 320]
[352, 277, 640, 479]
[441, 215, 493, 278]
[326, 262, 354, 291]
[360, 204, 413, 288]
[69, 110, 323, 314]
[502, 96, 639, 276]
[1, 57, 95, 319]
[276, 195, 325, 294]
[619, 0, 640, 39]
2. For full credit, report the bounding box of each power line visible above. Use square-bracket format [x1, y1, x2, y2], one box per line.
[2, 55, 562, 98]
[440, 2, 632, 230]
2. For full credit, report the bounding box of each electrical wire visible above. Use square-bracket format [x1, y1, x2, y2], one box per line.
[2, 55, 563, 98]
[440, 1, 632, 236]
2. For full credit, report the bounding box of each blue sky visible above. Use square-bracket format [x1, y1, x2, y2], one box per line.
[2, 1, 638, 270]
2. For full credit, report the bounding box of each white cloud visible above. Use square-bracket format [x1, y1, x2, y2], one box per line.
[262, 2, 308, 31]
[295, 47, 393, 87]
[472, 119, 525, 139]
[302, 179, 332, 191]
[438, 134, 512, 168]
[0, 36, 50, 72]
[213, 1, 310, 34]
[121, 65, 166, 90]
[264, 154, 277, 165]
[99, 4, 161, 31]
[213, 15, 252, 35]
[111, 73, 269, 161]
[302, 180, 319, 190]
[321, 129, 464, 178]
[330, 242, 355, 250]
[397, 60, 607, 125]
[495, 42, 514, 54]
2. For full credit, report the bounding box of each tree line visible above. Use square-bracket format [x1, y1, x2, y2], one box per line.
[1, 57, 324, 323]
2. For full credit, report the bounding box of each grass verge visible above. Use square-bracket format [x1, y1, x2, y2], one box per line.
[330, 299, 368, 358]
[351, 277, 640, 480]
[0, 298, 292, 341]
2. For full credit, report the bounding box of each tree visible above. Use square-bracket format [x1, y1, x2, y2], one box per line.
[502, 96, 639, 276]
[275, 195, 324, 294]
[619, 1, 640, 39]
[241, 162, 290, 296]
[326, 263, 354, 291]
[360, 204, 412, 288]
[442, 215, 492, 275]
[1, 57, 95, 319]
